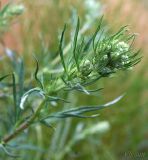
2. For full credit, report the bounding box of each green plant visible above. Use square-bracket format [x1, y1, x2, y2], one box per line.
[0, 1, 141, 158]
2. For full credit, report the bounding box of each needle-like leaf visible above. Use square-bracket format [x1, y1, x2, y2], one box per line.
[12, 73, 17, 121]
[34, 56, 44, 89]
[73, 17, 80, 70]
[59, 24, 68, 74]
[92, 16, 103, 51]
[41, 94, 124, 120]
[0, 74, 10, 82]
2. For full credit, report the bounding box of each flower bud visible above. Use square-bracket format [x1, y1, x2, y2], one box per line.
[80, 59, 93, 77]
[117, 41, 129, 52]
[99, 67, 112, 76]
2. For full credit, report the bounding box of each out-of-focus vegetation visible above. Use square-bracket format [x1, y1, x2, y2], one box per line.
[0, 0, 147, 159]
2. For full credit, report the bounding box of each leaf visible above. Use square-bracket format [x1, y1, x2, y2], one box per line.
[0, 73, 18, 120]
[40, 120, 54, 129]
[12, 73, 17, 121]
[20, 88, 44, 110]
[67, 83, 90, 95]
[0, 144, 19, 158]
[34, 56, 44, 89]
[64, 83, 103, 95]
[73, 17, 80, 70]
[59, 24, 68, 74]
[94, 28, 105, 53]
[18, 59, 24, 103]
[130, 49, 141, 59]
[92, 16, 103, 51]
[112, 25, 128, 39]
[103, 94, 125, 106]
[82, 75, 102, 86]
[6, 143, 46, 152]
[41, 94, 124, 120]
[0, 74, 10, 82]
[47, 95, 70, 103]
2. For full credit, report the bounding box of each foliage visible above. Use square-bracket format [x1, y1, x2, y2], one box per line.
[0, 1, 142, 159]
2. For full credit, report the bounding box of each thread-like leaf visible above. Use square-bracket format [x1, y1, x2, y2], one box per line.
[77, 37, 85, 59]
[18, 59, 24, 104]
[59, 24, 67, 74]
[40, 120, 54, 129]
[0, 144, 19, 158]
[94, 29, 104, 53]
[65, 85, 103, 94]
[73, 17, 80, 70]
[92, 16, 103, 51]
[12, 73, 17, 121]
[47, 95, 70, 103]
[20, 88, 44, 110]
[82, 75, 102, 86]
[41, 94, 124, 120]
[111, 25, 128, 39]
[34, 56, 43, 89]
[0, 74, 10, 82]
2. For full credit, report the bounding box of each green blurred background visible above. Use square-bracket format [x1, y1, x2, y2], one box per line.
[0, 0, 148, 159]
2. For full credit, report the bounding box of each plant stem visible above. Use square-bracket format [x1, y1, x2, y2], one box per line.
[2, 119, 32, 143]
[2, 99, 46, 144]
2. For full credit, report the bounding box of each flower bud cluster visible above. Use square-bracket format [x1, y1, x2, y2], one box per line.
[93, 38, 134, 76]
[60, 23, 140, 89]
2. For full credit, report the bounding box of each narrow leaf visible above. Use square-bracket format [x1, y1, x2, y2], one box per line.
[34, 56, 43, 89]
[18, 59, 24, 103]
[12, 73, 17, 122]
[47, 95, 70, 103]
[93, 16, 103, 51]
[41, 94, 124, 120]
[73, 17, 80, 70]
[20, 88, 44, 110]
[59, 24, 67, 74]
[0, 144, 19, 158]
[0, 74, 10, 82]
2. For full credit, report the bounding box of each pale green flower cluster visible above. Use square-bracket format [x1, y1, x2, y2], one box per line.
[111, 41, 130, 64]
[94, 38, 134, 76]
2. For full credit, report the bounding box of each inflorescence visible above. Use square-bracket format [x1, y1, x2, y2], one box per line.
[58, 19, 141, 91]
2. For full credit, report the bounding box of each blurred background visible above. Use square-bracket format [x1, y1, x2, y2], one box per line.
[0, 0, 148, 159]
